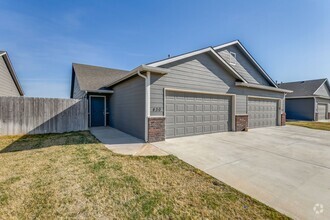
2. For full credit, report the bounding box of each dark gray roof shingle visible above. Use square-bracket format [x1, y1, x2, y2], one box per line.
[278, 78, 327, 97]
[73, 63, 130, 91]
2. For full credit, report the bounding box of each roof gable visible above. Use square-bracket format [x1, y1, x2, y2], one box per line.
[214, 40, 277, 87]
[0, 51, 24, 96]
[314, 79, 330, 97]
[147, 47, 247, 83]
[147, 40, 278, 88]
[279, 79, 327, 97]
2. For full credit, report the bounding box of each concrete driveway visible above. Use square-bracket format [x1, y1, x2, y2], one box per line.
[154, 125, 330, 220]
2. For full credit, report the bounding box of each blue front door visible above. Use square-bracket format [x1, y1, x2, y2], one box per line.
[91, 97, 105, 127]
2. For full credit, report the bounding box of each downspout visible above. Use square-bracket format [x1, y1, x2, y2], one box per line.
[137, 71, 150, 142]
[313, 97, 317, 121]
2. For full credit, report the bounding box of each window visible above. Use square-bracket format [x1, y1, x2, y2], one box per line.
[229, 52, 236, 65]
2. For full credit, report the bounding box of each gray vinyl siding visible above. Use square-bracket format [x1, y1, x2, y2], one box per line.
[72, 75, 85, 99]
[216, 45, 271, 86]
[0, 56, 20, 96]
[315, 83, 330, 97]
[285, 98, 315, 121]
[150, 53, 284, 117]
[109, 76, 145, 140]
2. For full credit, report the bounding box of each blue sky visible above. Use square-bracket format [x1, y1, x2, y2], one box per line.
[1, 0, 329, 98]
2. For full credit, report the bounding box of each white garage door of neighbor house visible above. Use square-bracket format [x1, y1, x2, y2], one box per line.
[318, 104, 327, 120]
[165, 91, 232, 138]
[248, 98, 278, 129]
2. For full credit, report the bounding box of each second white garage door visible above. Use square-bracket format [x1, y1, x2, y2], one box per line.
[248, 98, 278, 128]
[318, 104, 327, 120]
[166, 91, 232, 138]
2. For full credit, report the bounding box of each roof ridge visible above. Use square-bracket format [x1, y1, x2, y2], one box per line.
[72, 63, 129, 72]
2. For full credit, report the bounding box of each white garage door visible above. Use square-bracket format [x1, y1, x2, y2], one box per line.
[318, 104, 327, 120]
[166, 91, 232, 138]
[248, 98, 278, 128]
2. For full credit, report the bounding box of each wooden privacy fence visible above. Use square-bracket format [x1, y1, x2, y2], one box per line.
[0, 97, 88, 135]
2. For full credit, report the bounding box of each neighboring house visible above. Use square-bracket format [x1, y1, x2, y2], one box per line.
[0, 51, 24, 96]
[71, 40, 292, 142]
[279, 79, 330, 121]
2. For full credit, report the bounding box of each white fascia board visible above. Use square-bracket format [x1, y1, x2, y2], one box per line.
[213, 40, 240, 50]
[285, 96, 330, 100]
[315, 95, 330, 100]
[0, 51, 6, 56]
[214, 40, 278, 88]
[285, 96, 315, 99]
[235, 82, 292, 93]
[286, 96, 330, 100]
[105, 65, 168, 88]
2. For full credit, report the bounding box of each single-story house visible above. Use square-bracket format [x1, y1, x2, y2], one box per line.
[0, 51, 24, 96]
[279, 79, 330, 121]
[70, 40, 292, 142]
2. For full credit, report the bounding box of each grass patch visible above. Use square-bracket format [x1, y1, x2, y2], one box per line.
[0, 131, 290, 219]
[287, 121, 330, 131]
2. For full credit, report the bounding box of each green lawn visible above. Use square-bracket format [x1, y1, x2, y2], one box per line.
[287, 121, 330, 131]
[0, 131, 289, 219]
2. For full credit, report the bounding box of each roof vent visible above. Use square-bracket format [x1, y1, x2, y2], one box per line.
[301, 81, 305, 83]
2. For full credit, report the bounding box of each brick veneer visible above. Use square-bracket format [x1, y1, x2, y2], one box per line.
[148, 117, 165, 142]
[235, 115, 248, 131]
[315, 113, 318, 121]
[281, 113, 286, 126]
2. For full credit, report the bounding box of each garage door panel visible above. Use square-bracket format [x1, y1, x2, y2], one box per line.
[211, 115, 218, 122]
[176, 104, 185, 112]
[166, 128, 175, 138]
[186, 115, 194, 123]
[248, 98, 278, 129]
[196, 126, 203, 134]
[204, 125, 211, 133]
[175, 115, 185, 124]
[203, 104, 211, 112]
[186, 126, 194, 134]
[318, 104, 327, 120]
[166, 91, 232, 138]
[186, 104, 194, 112]
[166, 116, 175, 124]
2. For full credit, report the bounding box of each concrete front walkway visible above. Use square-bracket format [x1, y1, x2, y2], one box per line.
[90, 127, 168, 156]
[154, 126, 330, 220]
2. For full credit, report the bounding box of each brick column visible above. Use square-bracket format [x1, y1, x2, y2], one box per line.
[315, 113, 318, 121]
[148, 117, 165, 142]
[235, 115, 248, 131]
[281, 113, 286, 126]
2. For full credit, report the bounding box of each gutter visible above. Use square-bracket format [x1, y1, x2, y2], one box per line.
[285, 96, 330, 100]
[235, 82, 293, 93]
[85, 89, 114, 94]
[105, 65, 168, 88]
[137, 71, 150, 142]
